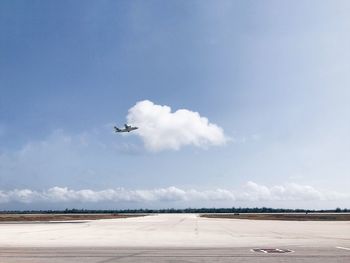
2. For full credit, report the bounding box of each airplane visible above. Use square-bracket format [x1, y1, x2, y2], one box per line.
[114, 124, 138, 133]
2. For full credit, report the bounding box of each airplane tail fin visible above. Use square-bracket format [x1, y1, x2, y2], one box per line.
[114, 126, 121, 132]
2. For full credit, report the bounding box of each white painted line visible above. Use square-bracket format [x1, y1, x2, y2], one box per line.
[336, 246, 350, 251]
[250, 249, 267, 253]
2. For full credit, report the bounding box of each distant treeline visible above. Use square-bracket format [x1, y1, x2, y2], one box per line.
[0, 207, 348, 214]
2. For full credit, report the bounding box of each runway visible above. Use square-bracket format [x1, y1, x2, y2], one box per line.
[0, 247, 349, 263]
[0, 214, 349, 262]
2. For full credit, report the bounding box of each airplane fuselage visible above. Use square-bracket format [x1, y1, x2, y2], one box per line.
[114, 125, 138, 133]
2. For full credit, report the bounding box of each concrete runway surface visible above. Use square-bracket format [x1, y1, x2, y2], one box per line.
[0, 214, 349, 262]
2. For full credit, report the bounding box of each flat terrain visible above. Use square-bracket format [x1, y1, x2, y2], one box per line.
[0, 213, 143, 222]
[0, 214, 349, 262]
[201, 213, 350, 221]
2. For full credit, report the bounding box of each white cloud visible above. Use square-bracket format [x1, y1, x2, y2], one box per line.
[127, 100, 229, 151]
[0, 182, 348, 204]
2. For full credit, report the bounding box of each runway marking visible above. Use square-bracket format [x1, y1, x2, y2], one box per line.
[336, 246, 350, 251]
[251, 248, 293, 254]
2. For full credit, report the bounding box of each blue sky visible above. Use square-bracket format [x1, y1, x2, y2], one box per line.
[1, 0, 350, 209]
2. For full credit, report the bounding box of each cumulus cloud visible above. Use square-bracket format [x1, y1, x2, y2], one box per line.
[239, 181, 343, 201]
[127, 100, 228, 151]
[0, 182, 348, 204]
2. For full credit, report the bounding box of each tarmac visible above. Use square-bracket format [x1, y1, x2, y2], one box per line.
[0, 214, 349, 262]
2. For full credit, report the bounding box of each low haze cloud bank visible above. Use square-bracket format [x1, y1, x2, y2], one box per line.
[127, 100, 228, 151]
[0, 182, 348, 204]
